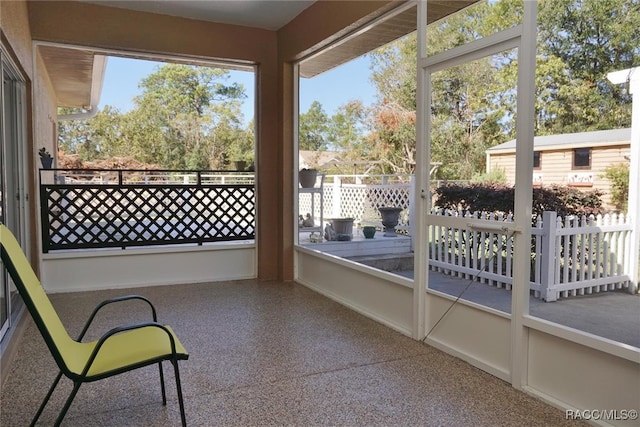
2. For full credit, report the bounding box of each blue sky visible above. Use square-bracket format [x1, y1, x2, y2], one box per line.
[98, 55, 377, 124]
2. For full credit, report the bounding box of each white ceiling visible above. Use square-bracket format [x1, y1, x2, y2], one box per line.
[82, 0, 316, 30]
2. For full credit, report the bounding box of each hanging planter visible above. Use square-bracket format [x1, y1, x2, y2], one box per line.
[298, 168, 318, 188]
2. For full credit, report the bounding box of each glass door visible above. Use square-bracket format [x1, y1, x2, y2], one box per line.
[1, 48, 28, 342]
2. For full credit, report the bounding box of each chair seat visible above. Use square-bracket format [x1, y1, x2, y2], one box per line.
[64, 325, 188, 380]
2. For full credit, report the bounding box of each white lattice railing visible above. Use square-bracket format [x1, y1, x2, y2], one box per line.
[298, 174, 414, 233]
[429, 209, 633, 301]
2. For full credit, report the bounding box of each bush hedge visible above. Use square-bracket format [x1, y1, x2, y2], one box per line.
[433, 183, 604, 218]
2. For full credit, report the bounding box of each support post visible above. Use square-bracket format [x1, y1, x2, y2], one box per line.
[332, 175, 341, 218]
[608, 67, 639, 293]
[540, 211, 558, 302]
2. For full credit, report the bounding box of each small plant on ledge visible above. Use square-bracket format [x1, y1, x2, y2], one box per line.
[38, 147, 53, 169]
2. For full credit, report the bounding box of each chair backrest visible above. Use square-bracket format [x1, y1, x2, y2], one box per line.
[0, 224, 75, 375]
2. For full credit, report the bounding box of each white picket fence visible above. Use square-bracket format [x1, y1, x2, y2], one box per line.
[299, 174, 635, 301]
[429, 209, 633, 301]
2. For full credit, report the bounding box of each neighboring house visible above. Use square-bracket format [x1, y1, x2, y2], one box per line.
[486, 128, 631, 208]
[299, 150, 342, 170]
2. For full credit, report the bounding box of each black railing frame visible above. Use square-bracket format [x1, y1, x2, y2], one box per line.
[39, 168, 255, 253]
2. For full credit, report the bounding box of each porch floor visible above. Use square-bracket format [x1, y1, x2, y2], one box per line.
[0, 279, 583, 426]
[398, 270, 640, 348]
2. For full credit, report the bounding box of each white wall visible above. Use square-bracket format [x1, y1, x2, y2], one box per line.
[296, 248, 414, 336]
[41, 243, 256, 293]
[424, 293, 511, 381]
[527, 329, 640, 427]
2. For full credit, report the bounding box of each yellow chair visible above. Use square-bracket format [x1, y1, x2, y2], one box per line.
[0, 224, 189, 426]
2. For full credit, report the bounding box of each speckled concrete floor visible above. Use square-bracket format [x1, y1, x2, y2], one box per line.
[1, 279, 586, 426]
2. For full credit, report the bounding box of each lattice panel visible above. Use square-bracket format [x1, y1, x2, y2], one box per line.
[298, 192, 322, 223]
[306, 182, 412, 229]
[337, 187, 368, 221]
[366, 186, 411, 226]
[322, 186, 334, 218]
[41, 184, 255, 252]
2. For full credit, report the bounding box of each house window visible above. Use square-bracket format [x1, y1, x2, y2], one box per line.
[533, 151, 541, 169]
[573, 148, 591, 169]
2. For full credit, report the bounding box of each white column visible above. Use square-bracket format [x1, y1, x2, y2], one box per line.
[510, 0, 537, 390]
[608, 67, 639, 293]
[413, 0, 428, 340]
[332, 175, 342, 218]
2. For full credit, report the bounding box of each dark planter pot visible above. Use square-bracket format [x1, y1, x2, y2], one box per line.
[299, 169, 318, 188]
[40, 156, 53, 169]
[362, 226, 376, 239]
[234, 160, 247, 171]
[378, 207, 403, 237]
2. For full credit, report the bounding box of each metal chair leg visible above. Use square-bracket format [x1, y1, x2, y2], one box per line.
[31, 371, 64, 426]
[158, 362, 167, 405]
[54, 381, 82, 427]
[172, 360, 187, 427]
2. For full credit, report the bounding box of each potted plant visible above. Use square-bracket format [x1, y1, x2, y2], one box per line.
[360, 204, 380, 238]
[38, 147, 53, 169]
[378, 206, 403, 237]
[298, 168, 318, 188]
[362, 225, 377, 239]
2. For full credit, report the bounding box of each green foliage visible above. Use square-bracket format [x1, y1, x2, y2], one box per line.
[367, 33, 418, 174]
[327, 100, 367, 151]
[434, 183, 604, 219]
[602, 163, 630, 211]
[536, 0, 639, 133]
[362, 0, 639, 179]
[471, 168, 507, 184]
[58, 64, 252, 170]
[532, 185, 604, 218]
[299, 101, 330, 150]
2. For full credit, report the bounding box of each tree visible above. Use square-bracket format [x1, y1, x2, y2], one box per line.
[57, 106, 125, 161]
[363, 0, 639, 179]
[57, 110, 94, 158]
[58, 63, 253, 170]
[299, 101, 330, 150]
[367, 33, 418, 173]
[536, 0, 640, 133]
[136, 64, 244, 118]
[367, 2, 512, 178]
[327, 100, 367, 151]
[133, 64, 247, 169]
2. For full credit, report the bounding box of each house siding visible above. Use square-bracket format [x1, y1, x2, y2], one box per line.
[489, 144, 630, 210]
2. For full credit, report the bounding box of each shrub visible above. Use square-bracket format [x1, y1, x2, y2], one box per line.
[601, 163, 629, 212]
[470, 168, 506, 184]
[434, 183, 604, 219]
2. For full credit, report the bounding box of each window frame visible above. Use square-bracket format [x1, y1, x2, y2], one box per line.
[572, 147, 591, 170]
[533, 151, 541, 169]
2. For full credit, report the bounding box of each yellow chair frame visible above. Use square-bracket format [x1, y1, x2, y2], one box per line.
[0, 225, 189, 426]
